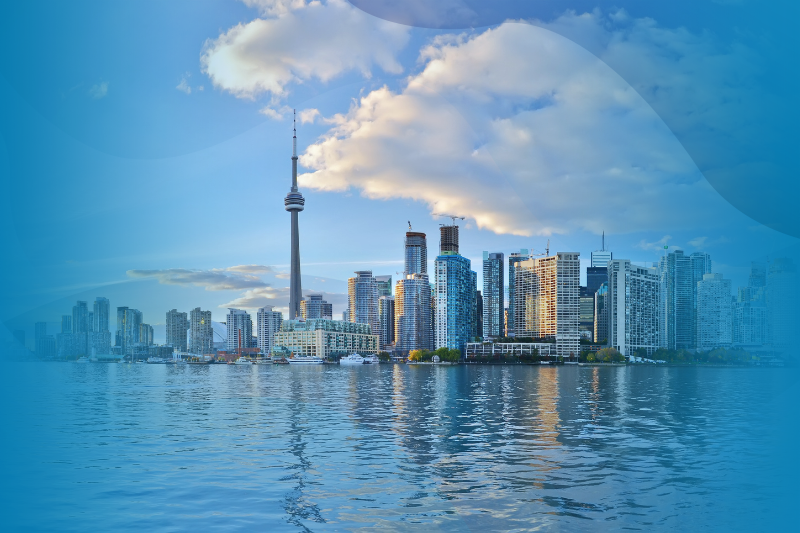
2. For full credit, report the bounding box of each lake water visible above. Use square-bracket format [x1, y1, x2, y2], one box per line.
[1, 363, 798, 531]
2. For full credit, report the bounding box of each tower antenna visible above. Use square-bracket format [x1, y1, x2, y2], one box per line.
[602, 231, 605, 251]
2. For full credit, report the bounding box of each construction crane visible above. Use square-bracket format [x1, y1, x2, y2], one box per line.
[531, 239, 550, 257]
[433, 213, 465, 226]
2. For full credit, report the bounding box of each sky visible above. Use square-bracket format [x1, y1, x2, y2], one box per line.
[2, 0, 799, 344]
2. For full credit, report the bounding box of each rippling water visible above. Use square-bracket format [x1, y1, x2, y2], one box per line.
[1, 363, 797, 531]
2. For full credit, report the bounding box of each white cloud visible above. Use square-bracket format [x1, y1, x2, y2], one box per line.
[298, 17, 750, 236]
[259, 106, 287, 120]
[298, 108, 320, 124]
[126, 265, 276, 291]
[89, 82, 108, 99]
[636, 235, 673, 251]
[176, 75, 192, 94]
[221, 287, 345, 310]
[201, 0, 409, 100]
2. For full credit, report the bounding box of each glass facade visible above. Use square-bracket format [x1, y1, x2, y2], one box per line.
[435, 253, 477, 354]
[482, 252, 504, 338]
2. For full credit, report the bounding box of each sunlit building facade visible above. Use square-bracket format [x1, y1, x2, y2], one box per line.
[273, 319, 378, 358]
[608, 259, 660, 356]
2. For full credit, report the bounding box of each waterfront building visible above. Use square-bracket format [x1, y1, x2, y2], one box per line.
[482, 252, 504, 338]
[465, 341, 558, 359]
[166, 309, 189, 352]
[226, 308, 254, 352]
[696, 273, 733, 351]
[733, 262, 767, 347]
[514, 252, 580, 358]
[476, 291, 483, 338]
[301, 294, 333, 320]
[659, 250, 703, 350]
[138, 323, 154, 346]
[273, 319, 378, 359]
[579, 286, 594, 340]
[348, 271, 380, 337]
[435, 240, 477, 354]
[395, 230, 432, 354]
[190, 307, 214, 355]
[507, 249, 530, 337]
[91, 297, 111, 354]
[61, 315, 72, 334]
[375, 275, 393, 297]
[257, 306, 283, 355]
[378, 296, 395, 349]
[594, 282, 608, 344]
[767, 258, 798, 353]
[285, 111, 305, 319]
[608, 260, 660, 356]
[72, 301, 89, 354]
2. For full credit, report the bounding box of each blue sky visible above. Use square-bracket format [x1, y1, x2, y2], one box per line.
[2, 0, 799, 344]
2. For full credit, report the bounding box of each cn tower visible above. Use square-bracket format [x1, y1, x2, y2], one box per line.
[284, 110, 305, 319]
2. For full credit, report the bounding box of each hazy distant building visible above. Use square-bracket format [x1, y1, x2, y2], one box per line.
[660, 250, 695, 350]
[767, 258, 797, 353]
[506, 249, 529, 337]
[608, 260, 660, 356]
[733, 262, 767, 347]
[61, 315, 72, 334]
[482, 252, 504, 338]
[190, 307, 214, 355]
[378, 296, 395, 349]
[139, 323, 154, 346]
[301, 294, 333, 320]
[514, 252, 580, 358]
[226, 308, 254, 352]
[72, 301, 89, 354]
[35, 322, 56, 358]
[348, 271, 380, 337]
[166, 309, 189, 352]
[91, 297, 111, 354]
[696, 273, 732, 351]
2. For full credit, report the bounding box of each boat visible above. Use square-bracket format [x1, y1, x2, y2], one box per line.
[273, 357, 289, 364]
[340, 353, 365, 365]
[362, 354, 380, 365]
[75, 356, 90, 363]
[288, 356, 325, 365]
[234, 357, 253, 365]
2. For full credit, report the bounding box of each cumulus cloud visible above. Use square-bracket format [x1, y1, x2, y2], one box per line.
[221, 287, 346, 310]
[89, 82, 108, 99]
[176, 73, 193, 94]
[201, 0, 409, 100]
[298, 16, 752, 236]
[636, 235, 673, 251]
[298, 108, 320, 124]
[127, 265, 276, 291]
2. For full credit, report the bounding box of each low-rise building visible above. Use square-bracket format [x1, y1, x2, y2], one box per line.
[273, 319, 379, 359]
[465, 342, 558, 359]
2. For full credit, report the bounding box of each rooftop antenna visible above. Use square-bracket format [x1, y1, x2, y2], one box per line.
[602, 231, 605, 251]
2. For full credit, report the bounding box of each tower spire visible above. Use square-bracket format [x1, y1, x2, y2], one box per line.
[285, 108, 305, 319]
[602, 231, 605, 251]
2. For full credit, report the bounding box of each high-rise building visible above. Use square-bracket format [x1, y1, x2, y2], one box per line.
[590, 232, 612, 268]
[227, 309, 254, 352]
[659, 250, 694, 350]
[301, 294, 333, 320]
[257, 306, 283, 355]
[608, 259, 660, 356]
[579, 286, 595, 340]
[594, 282, 609, 344]
[767, 258, 797, 353]
[482, 252, 504, 338]
[696, 273, 732, 351]
[72, 301, 89, 355]
[395, 230, 432, 354]
[91, 297, 111, 354]
[375, 275, 393, 297]
[378, 296, 395, 349]
[348, 271, 380, 337]
[733, 263, 767, 347]
[115, 307, 126, 348]
[476, 291, 483, 338]
[190, 307, 214, 355]
[514, 252, 580, 358]
[435, 246, 477, 354]
[166, 309, 189, 352]
[123, 309, 143, 353]
[439, 225, 459, 254]
[285, 111, 305, 319]
[507, 249, 529, 337]
[139, 323, 154, 346]
[35, 322, 56, 358]
[61, 315, 72, 334]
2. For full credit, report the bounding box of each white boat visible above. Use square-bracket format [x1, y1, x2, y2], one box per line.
[339, 353, 365, 365]
[288, 356, 325, 365]
[362, 354, 380, 365]
[234, 357, 253, 365]
[75, 356, 90, 363]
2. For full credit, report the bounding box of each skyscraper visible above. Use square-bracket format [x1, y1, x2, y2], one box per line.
[659, 250, 694, 350]
[301, 294, 333, 320]
[227, 308, 254, 352]
[395, 229, 432, 354]
[476, 290, 484, 338]
[482, 251, 504, 338]
[594, 282, 609, 344]
[507, 249, 529, 337]
[166, 309, 189, 352]
[284, 111, 305, 319]
[514, 252, 580, 358]
[767, 258, 797, 353]
[378, 295, 395, 349]
[608, 259, 660, 356]
[696, 273, 733, 351]
[579, 286, 595, 340]
[590, 232, 612, 268]
[733, 262, 767, 347]
[257, 306, 283, 355]
[72, 301, 89, 355]
[435, 228, 477, 354]
[190, 307, 214, 355]
[348, 271, 380, 336]
[91, 297, 111, 354]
